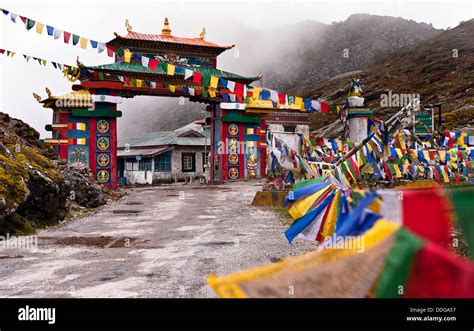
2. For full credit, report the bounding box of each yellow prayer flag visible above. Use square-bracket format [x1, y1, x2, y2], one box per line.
[393, 164, 402, 179]
[357, 151, 364, 167]
[395, 148, 403, 158]
[80, 37, 88, 49]
[124, 50, 132, 63]
[295, 97, 303, 109]
[36, 22, 45, 34]
[42, 59, 47, 66]
[320, 191, 340, 239]
[438, 150, 446, 162]
[252, 88, 261, 100]
[422, 150, 430, 161]
[169, 85, 176, 93]
[209, 89, 216, 98]
[210, 76, 218, 89]
[442, 169, 449, 183]
[136, 79, 143, 87]
[167, 64, 175, 76]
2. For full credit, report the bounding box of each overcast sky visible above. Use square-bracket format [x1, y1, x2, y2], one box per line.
[1, 0, 473, 137]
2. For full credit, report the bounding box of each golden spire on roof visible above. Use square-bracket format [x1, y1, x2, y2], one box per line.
[45, 87, 52, 98]
[199, 27, 206, 39]
[162, 17, 172, 35]
[125, 19, 133, 32]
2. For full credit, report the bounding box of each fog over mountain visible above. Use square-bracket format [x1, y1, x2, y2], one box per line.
[118, 14, 444, 141]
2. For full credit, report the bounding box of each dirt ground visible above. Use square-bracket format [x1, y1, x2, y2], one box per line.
[0, 182, 314, 298]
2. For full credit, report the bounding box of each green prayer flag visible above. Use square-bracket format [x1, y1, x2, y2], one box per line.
[26, 19, 36, 31]
[72, 34, 80, 45]
[202, 74, 210, 85]
[375, 228, 424, 298]
[446, 185, 474, 258]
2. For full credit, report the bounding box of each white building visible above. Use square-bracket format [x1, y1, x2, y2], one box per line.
[118, 120, 210, 184]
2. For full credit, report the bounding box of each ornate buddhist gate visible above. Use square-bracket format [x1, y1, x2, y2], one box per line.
[36, 18, 310, 188]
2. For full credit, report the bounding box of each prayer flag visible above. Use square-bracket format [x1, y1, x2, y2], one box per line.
[72, 34, 80, 45]
[149, 59, 159, 71]
[227, 80, 235, 92]
[26, 19, 35, 31]
[80, 37, 88, 49]
[63, 31, 71, 44]
[36, 22, 45, 34]
[167, 64, 175, 76]
[193, 71, 202, 84]
[53, 29, 62, 40]
[184, 69, 193, 80]
[210, 76, 218, 88]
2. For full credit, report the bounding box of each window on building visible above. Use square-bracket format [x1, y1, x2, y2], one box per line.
[182, 153, 195, 172]
[125, 159, 138, 171]
[202, 152, 209, 171]
[155, 151, 172, 172]
[139, 157, 152, 171]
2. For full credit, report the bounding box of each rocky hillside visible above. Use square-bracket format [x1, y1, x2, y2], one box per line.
[263, 14, 441, 92]
[300, 19, 474, 137]
[0, 112, 107, 236]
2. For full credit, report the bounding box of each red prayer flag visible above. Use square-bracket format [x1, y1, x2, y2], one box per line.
[193, 72, 202, 84]
[106, 46, 114, 57]
[320, 102, 329, 113]
[64, 31, 71, 44]
[20, 16, 27, 24]
[405, 242, 474, 298]
[278, 93, 286, 105]
[148, 59, 158, 71]
[0, 49, 5, 54]
[401, 188, 451, 248]
[234, 83, 244, 97]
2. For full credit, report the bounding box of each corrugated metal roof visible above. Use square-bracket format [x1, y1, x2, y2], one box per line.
[117, 147, 170, 157]
[120, 31, 232, 49]
[87, 62, 257, 82]
[120, 130, 208, 148]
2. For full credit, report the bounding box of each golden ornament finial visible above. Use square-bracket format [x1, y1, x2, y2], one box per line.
[162, 17, 172, 35]
[45, 87, 52, 98]
[33, 93, 41, 102]
[125, 19, 132, 32]
[199, 27, 206, 39]
[114, 32, 121, 38]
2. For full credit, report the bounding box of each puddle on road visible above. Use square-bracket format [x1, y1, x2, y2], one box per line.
[39, 236, 137, 248]
[199, 241, 234, 246]
[124, 201, 144, 206]
[0, 255, 23, 259]
[112, 210, 142, 214]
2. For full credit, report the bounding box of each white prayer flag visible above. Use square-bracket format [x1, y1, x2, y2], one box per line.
[227, 80, 235, 92]
[189, 88, 195, 96]
[97, 43, 105, 53]
[10, 13, 17, 23]
[141, 56, 149, 68]
[150, 82, 157, 88]
[229, 94, 236, 102]
[270, 90, 278, 102]
[53, 29, 62, 40]
[184, 69, 193, 80]
[311, 100, 320, 111]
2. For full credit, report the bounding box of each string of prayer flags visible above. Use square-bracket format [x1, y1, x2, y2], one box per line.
[1, 7, 113, 56]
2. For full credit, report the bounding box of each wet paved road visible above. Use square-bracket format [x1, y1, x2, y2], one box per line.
[0, 183, 313, 298]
